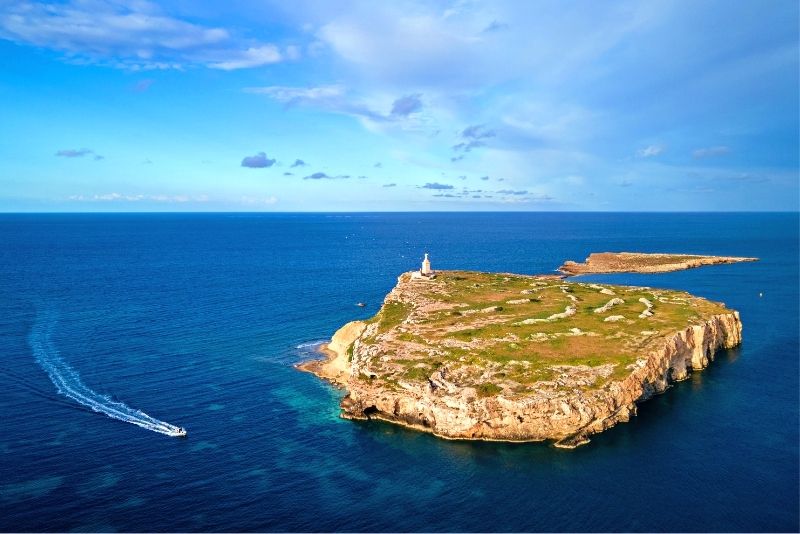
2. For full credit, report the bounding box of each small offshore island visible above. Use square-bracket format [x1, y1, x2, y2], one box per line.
[559, 251, 758, 276]
[300, 256, 743, 447]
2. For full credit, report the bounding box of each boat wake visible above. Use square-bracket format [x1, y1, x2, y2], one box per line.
[29, 311, 186, 437]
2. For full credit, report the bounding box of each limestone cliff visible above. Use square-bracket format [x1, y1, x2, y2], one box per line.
[301, 270, 743, 447]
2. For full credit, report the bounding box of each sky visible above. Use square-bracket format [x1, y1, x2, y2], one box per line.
[0, 0, 797, 212]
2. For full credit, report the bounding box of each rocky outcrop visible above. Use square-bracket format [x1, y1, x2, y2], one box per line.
[300, 271, 744, 448]
[296, 320, 365, 385]
[319, 313, 740, 448]
[559, 252, 758, 275]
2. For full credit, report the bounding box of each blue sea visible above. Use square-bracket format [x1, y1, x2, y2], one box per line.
[0, 212, 797, 532]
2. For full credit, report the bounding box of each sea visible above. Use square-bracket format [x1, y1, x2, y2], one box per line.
[0, 212, 797, 532]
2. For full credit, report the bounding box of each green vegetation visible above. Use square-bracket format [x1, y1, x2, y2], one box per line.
[403, 366, 432, 381]
[353, 270, 730, 397]
[374, 301, 412, 333]
[476, 382, 502, 397]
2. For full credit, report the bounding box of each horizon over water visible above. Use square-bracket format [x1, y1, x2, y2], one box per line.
[0, 212, 797, 532]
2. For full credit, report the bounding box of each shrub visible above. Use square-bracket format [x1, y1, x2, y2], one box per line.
[476, 382, 502, 397]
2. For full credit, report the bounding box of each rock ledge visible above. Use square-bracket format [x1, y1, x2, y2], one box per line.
[299, 270, 742, 447]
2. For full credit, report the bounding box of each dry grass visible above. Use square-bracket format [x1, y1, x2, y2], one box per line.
[355, 270, 731, 396]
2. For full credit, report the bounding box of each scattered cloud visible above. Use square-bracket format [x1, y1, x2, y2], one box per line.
[480, 175, 489, 181]
[421, 182, 454, 190]
[241, 152, 276, 168]
[619, 180, 633, 187]
[246, 85, 344, 104]
[239, 195, 278, 205]
[482, 20, 510, 33]
[0, 1, 289, 70]
[450, 155, 465, 162]
[303, 171, 350, 179]
[247, 85, 428, 125]
[390, 93, 423, 117]
[246, 84, 390, 122]
[68, 192, 208, 202]
[637, 144, 664, 158]
[496, 189, 528, 195]
[56, 148, 91, 158]
[290, 159, 307, 167]
[693, 146, 731, 158]
[463, 124, 496, 140]
[55, 148, 103, 160]
[208, 45, 282, 70]
[453, 124, 496, 153]
[283, 172, 294, 176]
[374, 162, 382, 168]
[382, 183, 397, 187]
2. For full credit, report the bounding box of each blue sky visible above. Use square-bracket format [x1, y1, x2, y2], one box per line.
[0, 0, 797, 212]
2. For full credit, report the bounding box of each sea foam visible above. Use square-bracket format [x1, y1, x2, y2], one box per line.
[29, 310, 184, 437]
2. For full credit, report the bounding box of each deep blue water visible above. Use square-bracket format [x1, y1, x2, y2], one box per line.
[0, 212, 797, 532]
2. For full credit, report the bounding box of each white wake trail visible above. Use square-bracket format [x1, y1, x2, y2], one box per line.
[29, 311, 185, 437]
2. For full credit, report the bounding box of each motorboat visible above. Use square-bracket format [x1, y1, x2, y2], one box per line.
[175, 427, 187, 437]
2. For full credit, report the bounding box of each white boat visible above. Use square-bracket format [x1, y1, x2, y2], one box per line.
[175, 427, 187, 437]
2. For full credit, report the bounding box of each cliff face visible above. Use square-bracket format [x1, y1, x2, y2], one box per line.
[303, 271, 743, 447]
[339, 312, 740, 447]
[296, 320, 365, 386]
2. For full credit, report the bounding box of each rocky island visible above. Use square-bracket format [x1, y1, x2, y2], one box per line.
[300, 262, 742, 447]
[559, 252, 758, 276]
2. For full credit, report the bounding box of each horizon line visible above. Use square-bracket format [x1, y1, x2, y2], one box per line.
[0, 210, 797, 215]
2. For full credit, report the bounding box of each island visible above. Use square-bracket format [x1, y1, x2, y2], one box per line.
[299, 261, 742, 447]
[559, 252, 758, 276]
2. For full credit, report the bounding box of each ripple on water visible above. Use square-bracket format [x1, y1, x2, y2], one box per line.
[114, 496, 147, 509]
[0, 476, 65, 503]
[190, 441, 218, 452]
[69, 523, 117, 533]
[77, 470, 121, 497]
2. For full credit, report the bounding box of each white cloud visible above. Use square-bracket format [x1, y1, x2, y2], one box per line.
[245, 84, 431, 130]
[239, 195, 278, 206]
[245, 85, 346, 103]
[307, 2, 663, 90]
[208, 45, 282, 70]
[637, 144, 664, 158]
[693, 145, 731, 158]
[0, 1, 287, 70]
[68, 193, 209, 202]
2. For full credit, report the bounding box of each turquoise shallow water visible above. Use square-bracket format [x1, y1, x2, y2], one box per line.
[0, 212, 797, 532]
